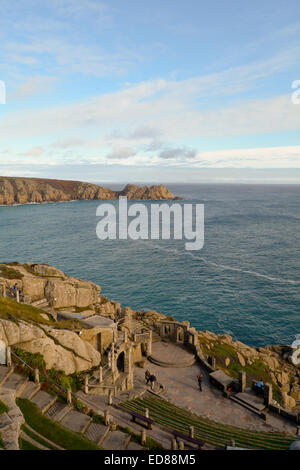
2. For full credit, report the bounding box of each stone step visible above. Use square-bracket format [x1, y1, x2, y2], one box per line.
[31, 298, 48, 307]
[31, 391, 57, 414]
[60, 409, 92, 434]
[19, 381, 41, 400]
[1, 372, 28, 396]
[101, 430, 131, 450]
[148, 355, 196, 368]
[230, 395, 267, 420]
[0, 366, 14, 388]
[84, 421, 109, 445]
[234, 392, 266, 411]
[46, 401, 72, 422]
[20, 430, 50, 450]
[127, 441, 145, 450]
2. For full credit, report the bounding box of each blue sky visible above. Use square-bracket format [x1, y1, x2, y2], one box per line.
[0, 0, 300, 183]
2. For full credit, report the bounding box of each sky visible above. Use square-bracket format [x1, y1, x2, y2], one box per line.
[1, 0, 300, 183]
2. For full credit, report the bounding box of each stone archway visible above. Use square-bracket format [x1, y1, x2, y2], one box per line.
[117, 351, 125, 372]
[0, 340, 6, 365]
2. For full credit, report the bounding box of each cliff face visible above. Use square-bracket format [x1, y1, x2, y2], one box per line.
[0, 177, 178, 205]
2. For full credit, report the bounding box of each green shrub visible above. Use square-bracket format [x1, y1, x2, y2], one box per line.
[0, 265, 23, 279]
[0, 400, 9, 415]
[14, 348, 46, 371]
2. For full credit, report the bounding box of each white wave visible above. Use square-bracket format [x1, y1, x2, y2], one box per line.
[147, 241, 300, 285]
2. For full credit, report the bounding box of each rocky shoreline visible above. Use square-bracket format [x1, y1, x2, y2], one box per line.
[0, 262, 299, 411]
[0, 176, 181, 206]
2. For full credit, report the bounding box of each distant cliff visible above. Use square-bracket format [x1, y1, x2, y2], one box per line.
[0, 177, 180, 205]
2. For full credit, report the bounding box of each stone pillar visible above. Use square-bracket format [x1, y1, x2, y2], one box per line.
[67, 388, 72, 405]
[128, 345, 133, 376]
[145, 408, 149, 419]
[178, 441, 184, 450]
[189, 426, 194, 439]
[6, 346, 11, 367]
[84, 376, 89, 394]
[16, 290, 20, 303]
[99, 366, 103, 383]
[210, 356, 216, 369]
[239, 371, 246, 393]
[124, 331, 128, 343]
[141, 429, 146, 446]
[34, 368, 40, 384]
[147, 330, 152, 356]
[264, 383, 272, 407]
[113, 329, 117, 344]
[108, 389, 113, 405]
[171, 439, 177, 450]
[0, 283, 6, 298]
[230, 439, 235, 447]
[111, 343, 115, 373]
[104, 409, 110, 426]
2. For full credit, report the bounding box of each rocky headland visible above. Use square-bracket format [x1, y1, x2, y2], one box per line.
[0, 176, 180, 205]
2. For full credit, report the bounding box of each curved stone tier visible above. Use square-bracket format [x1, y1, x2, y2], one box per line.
[148, 342, 196, 368]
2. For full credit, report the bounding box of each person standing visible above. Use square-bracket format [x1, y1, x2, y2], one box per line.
[145, 370, 151, 385]
[197, 374, 203, 392]
[13, 283, 18, 298]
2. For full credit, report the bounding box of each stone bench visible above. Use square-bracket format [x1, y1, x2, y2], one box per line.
[173, 430, 204, 450]
[130, 411, 153, 430]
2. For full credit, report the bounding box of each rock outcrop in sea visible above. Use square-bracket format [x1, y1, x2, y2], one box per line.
[0, 177, 180, 205]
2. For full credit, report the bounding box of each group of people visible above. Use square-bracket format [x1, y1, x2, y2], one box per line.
[145, 370, 157, 388]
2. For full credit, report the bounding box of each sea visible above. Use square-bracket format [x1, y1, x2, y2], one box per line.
[0, 183, 299, 348]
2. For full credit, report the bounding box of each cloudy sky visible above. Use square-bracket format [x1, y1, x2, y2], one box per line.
[1, 0, 300, 183]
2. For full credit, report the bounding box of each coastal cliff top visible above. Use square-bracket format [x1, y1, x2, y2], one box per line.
[0, 176, 181, 205]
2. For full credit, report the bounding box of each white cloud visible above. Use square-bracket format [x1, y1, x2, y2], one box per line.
[9, 76, 58, 100]
[19, 146, 44, 157]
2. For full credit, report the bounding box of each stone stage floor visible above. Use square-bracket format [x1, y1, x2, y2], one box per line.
[135, 342, 297, 435]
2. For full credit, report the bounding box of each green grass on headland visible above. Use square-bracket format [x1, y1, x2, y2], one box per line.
[0, 297, 85, 330]
[0, 264, 24, 280]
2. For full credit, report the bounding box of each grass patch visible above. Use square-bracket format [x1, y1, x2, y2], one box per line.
[0, 399, 9, 415]
[0, 297, 85, 330]
[17, 398, 100, 450]
[21, 424, 58, 450]
[199, 337, 277, 389]
[0, 433, 4, 449]
[19, 437, 40, 450]
[74, 306, 93, 313]
[0, 264, 23, 279]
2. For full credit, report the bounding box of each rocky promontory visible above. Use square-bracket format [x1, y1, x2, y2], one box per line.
[0, 176, 180, 205]
[0, 262, 299, 410]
